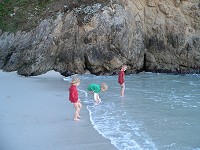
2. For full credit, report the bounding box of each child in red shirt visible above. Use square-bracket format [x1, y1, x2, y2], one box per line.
[118, 65, 127, 97]
[69, 77, 82, 121]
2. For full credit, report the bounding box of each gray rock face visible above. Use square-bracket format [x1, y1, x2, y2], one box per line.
[0, 0, 200, 76]
[144, 0, 200, 74]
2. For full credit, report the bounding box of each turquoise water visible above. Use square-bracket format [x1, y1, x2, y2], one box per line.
[77, 72, 200, 150]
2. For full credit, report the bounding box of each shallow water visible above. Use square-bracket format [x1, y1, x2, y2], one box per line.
[77, 72, 200, 150]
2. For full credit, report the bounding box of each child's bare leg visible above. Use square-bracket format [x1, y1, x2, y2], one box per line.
[94, 93, 99, 103]
[73, 103, 80, 121]
[121, 83, 125, 96]
[77, 100, 82, 109]
[77, 102, 82, 118]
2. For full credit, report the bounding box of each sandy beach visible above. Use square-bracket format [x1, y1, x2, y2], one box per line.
[0, 70, 117, 150]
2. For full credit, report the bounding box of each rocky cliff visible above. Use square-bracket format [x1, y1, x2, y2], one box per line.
[0, 0, 200, 76]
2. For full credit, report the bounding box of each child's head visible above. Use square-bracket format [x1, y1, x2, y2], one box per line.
[121, 65, 127, 71]
[71, 77, 80, 86]
[101, 83, 108, 92]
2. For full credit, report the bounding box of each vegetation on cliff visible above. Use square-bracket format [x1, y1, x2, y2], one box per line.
[0, 0, 109, 32]
[0, 0, 51, 32]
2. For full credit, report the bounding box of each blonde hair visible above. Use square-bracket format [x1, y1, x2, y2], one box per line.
[101, 83, 108, 91]
[71, 77, 80, 84]
[122, 65, 127, 69]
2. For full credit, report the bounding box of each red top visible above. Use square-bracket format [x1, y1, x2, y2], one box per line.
[68, 85, 78, 103]
[118, 70, 125, 85]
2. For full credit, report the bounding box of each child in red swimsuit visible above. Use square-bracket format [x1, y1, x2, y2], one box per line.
[118, 65, 127, 97]
[69, 77, 82, 121]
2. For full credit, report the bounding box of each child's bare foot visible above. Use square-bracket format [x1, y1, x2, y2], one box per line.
[120, 94, 124, 97]
[94, 101, 101, 105]
[74, 118, 80, 121]
[78, 116, 82, 119]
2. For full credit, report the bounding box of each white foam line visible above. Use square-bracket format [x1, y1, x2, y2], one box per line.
[77, 89, 157, 150]
[78, 89, 88, 98]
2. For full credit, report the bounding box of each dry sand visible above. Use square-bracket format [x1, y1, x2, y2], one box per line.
[0, 70, 117, 150]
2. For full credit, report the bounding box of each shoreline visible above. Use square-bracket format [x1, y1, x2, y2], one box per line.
[0, 70, 117, 150]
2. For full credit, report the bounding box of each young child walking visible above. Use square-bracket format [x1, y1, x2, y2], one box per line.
[118, 65, 127, 97]
[68, 77, 82, 121]
[87, 83, 108, 104]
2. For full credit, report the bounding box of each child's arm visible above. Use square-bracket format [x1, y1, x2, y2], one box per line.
[118, 72, 124, 85]
[70, 89, 78, 102]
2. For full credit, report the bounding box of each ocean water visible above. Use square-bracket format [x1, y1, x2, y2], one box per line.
[76, 72, 200, 150]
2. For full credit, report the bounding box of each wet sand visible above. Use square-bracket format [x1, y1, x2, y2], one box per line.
[0, 70, 117, 150]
